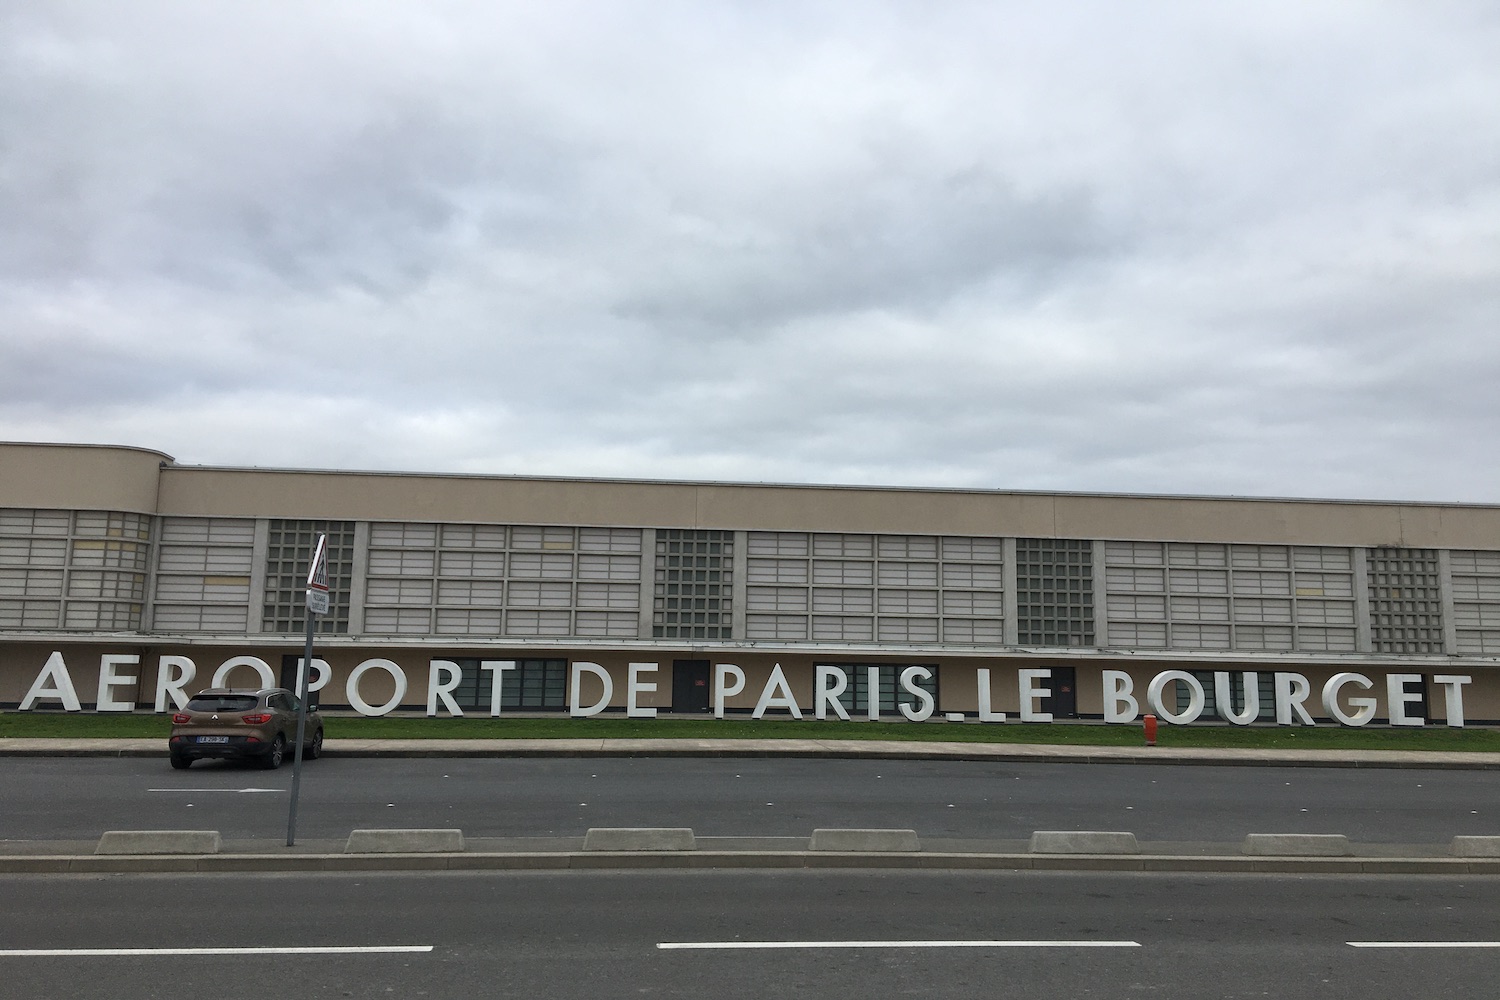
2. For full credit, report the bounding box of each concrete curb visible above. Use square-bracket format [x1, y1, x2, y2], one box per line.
[4, 851, 1500, 875]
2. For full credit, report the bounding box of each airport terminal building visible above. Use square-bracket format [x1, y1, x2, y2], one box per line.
[3, 441, 1499, 727]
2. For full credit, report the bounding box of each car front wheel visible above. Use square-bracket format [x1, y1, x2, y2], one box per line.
[306, 729, 323, 760]
[261, 735, 286, 770]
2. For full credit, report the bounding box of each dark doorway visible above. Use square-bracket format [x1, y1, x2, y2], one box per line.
[1041, 665, 1077, 719]
[1402, 675, 1431, 723]
[671, 659, 711, 713]
[279, 654, 320, 709]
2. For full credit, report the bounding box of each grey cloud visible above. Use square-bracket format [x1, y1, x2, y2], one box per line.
[2, 2, 1500, 503]
[612, 173, 1116, 333]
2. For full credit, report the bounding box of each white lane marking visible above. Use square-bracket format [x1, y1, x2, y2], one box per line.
[147, 788, 285, 794]
[1349, 942, 1500, 949]
[658, 940, 1140, 950]
[0, 946, 432, 957]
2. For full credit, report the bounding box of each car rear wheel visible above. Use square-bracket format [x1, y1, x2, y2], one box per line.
[170, 754, 192, 770]
[306, 729, 323, 760]
[261, 735, 286, 770]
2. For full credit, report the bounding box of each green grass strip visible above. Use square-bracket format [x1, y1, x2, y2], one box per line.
[2, 710, 1498, 751]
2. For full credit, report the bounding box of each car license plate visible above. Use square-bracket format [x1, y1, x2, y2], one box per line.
[196, 736, 229, 744]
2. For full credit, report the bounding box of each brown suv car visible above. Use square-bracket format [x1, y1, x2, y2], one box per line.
[168, 688, 323, 770]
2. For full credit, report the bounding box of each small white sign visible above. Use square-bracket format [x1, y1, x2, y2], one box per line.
[305, 533, 330, 616]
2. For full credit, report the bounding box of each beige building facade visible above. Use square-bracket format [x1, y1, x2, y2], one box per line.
[3, 440, 1498, 727]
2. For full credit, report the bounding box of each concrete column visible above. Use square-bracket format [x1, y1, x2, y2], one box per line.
[730, 530, 749, 642]
[1438, 548, 1459, 655]
[1091, 538, 1108, 648]
[1002, 537, 1019, 646]
[248, 519, 270, 633]
[346, 521, 370, 635]
[141, 514, 163, 632]
[637, 528, 657, 640]
[1352, 547, 1372, 652]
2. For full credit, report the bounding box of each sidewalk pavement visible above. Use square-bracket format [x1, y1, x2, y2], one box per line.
[1, 736, 1498, 768]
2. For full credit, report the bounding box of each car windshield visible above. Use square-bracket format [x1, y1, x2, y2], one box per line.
[186, 695, 259, 712]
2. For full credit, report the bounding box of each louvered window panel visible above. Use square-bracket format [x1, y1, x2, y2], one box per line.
[811, 616, 874, 642]
[879, 589, 938, 615]
[1108, 594, 1163, 621]
[813, 561, 875, 586]
[3, 508, 152, 631]
[576, 582, 639, 609]
[1451, 550, 1500, 654]
[812, 588, 874, 614]
[506, 610, 572, 637]
[746, 587, 808, 612]
[746, 614, 808, 639]
[1169, 596, 1230, 622]
[1167, 543, 1227, 567]
[579, 528, 642, 553]
[942, 619, 1002, 643]
[941, 563, 1002, 589]
[507, 581, 573, 607]
[878, 562, 938, 587]
[941, 590, 1001, 617]
[747, 532, 809, 556]
[0, 568, 63, 597]
[812, 534, 875, 558]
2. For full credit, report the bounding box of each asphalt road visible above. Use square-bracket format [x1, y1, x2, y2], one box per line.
[3, 870, 1499, 999]
[2, 756, 1496, 844]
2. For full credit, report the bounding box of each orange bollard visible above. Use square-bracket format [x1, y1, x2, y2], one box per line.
[1143, 714, 1158, 746]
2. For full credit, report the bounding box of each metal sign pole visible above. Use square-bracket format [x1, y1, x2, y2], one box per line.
[287, 533, 328, 847]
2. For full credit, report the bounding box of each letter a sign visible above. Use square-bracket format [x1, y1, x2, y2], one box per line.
[305, 533, 330, 616]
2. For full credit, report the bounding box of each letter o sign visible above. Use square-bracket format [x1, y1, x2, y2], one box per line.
[1146, 669, 1205, 725]
[347, 658, 409, 717]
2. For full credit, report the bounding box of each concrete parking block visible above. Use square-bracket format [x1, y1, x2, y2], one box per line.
[95, 830, 221, 855]
[582, 828, 696, 851]
[1242, 833, 1351, 856]
[809, 829, 920, 852]
[1450, 836, 1500, 857]
[344, 829, 465, 853]
[1029, 831, 1140, 854]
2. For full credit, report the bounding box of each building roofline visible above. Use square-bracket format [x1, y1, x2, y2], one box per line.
[1, 440, 175, 463]
[159, 460, 1500, 511]
[8, 439, 1492, 511]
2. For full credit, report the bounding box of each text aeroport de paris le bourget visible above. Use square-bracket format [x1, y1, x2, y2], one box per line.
[15, 650, 1475, 728]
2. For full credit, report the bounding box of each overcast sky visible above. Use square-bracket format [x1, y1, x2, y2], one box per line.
[3, 2, 1498, 502]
